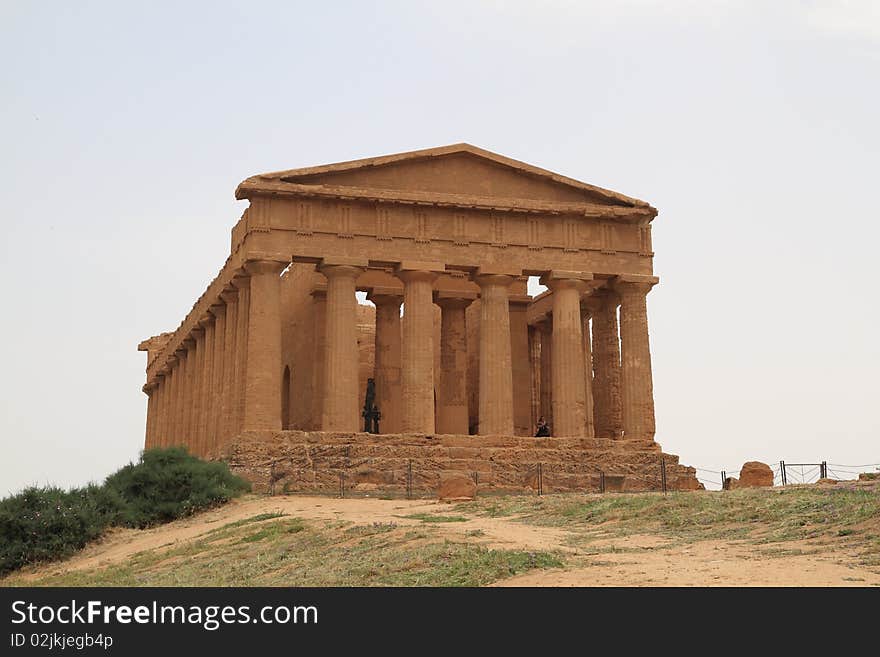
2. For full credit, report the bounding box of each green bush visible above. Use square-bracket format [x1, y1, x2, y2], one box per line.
[0, 484, 124, 576]
[0, 448, 250, 575]
[105, 447, 251, 528]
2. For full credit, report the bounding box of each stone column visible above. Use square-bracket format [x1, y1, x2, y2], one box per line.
[243, 259, 286, 432]
[509, 294, 532, 436]
[219, 288, 238, 447]
[434, 292, 475, 435]
[580, 302, 596, 439]
[200, 316, 216, 455]
[232, 273, 250, 434]
[190, 329, 205, 454]
[310, 286, 327, 430]
[614, 276, 659, 441]
[208, 303, 226, 454]
[592, 289, 623, 438]
[396, 263, 443, 433]
[180, 341, 195, 448]
[167, 355, 181, 446]
[536, 318, 553, 430]
[318, 260, 365, 432]
[144, 383, 157, 449]
[543, 271, 592, 437]
[195, 321, 210, 455]
[153, 374, 165, 448]
[368, 288, 403, 434]
[474, 271, 517, 435]
[528, 326, 541, 433]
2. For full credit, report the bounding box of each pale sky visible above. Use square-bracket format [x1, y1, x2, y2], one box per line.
[1, 1, 878, 496]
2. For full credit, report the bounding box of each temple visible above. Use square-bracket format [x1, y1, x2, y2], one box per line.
[139, 144, 700, 493]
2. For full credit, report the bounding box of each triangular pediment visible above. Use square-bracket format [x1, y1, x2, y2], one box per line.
[237, 144, 651, 211]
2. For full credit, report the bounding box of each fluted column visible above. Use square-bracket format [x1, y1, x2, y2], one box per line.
[543, 272, 591, 437]
[318, 262, 364, 431]
[368, 288, 403, 434]
[528, 326, 541, 433]
[509, 294, 531, 436]
[208, 303, 226, 454]
[243, 259, 285, 432]
[474, 272, 516, 435]
[168, 355, 181, 446]
[592, 289, 623, 438]
[219, 288, 238, 447]
[191, 330, 205, 454]
[580, 302, 596, 438]
[196, 315, 214, 456]
[434, 292, 475, 434]
[202, 316, 217, 454]
[614, 276, 658, 440]
[536, 318, 553, 430]
[310, 287, 327, 430]
[180, 341, 195, 447]
[397, 264, 442, 433]
[153, 374, 166, 447]
[231, 273, 250, 434]
[144, 383, 157, 449]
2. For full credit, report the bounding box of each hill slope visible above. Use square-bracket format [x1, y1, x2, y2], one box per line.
[3, 481, 879, 587]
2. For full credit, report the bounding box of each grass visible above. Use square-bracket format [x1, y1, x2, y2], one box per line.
[4, 483, 878, 586]
[400, 513, 469, 523]
[456, 486, 880, 542]
[2, 514, 562, 587]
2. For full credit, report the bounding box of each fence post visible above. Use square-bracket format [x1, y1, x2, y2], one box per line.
[780, 461, 786, 486]
[339, 471, 345, 499]
[537, 462, 543, 496]
[821, 461, 827, 479]
[406, 459, 413, 500]
[721, 470, 727, 490]
[661, 458, 667, 495]
[600, 471, 606, 494]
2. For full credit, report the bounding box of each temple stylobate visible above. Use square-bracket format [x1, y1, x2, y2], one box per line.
[139, 144, 699, 494]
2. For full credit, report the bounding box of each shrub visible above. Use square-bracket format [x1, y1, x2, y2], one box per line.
[0, 484, 123, 575]
[104, 447, 251, 529]
[0, 448, 250, 574]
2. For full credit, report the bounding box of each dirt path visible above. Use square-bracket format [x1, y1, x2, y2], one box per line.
[493, 538, 880, 587]
[11, 494, 880, 586]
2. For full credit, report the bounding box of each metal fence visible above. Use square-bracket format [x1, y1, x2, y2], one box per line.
[693, 461, 879, 490]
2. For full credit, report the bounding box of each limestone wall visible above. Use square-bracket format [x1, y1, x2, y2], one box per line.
[223, 430, 702, 496]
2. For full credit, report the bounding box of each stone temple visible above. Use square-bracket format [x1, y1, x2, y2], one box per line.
[139, 144, 701, 493]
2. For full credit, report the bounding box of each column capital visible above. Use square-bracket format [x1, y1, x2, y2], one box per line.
[612, 274, 659, 297]
[175, 345, 190, 357]
[244, 258, 287, 276]
[231, 271, 250, 290]
[219, 287, 238, 304]
[209, 302, 226, 318]
[317, 262, 364, 280]
[535, 315, 553, 332]
[367, 286, 404, 306]
[473, 273, 516, 288]
[197, 314, 213, 329]
[540, 270, 593, 293]
[396, 269, 440, 284]
[166, 354, 178, 367]
[433, 290, 477, 309]
[190, 326, 204, 338]
[509, 294, 532, 308]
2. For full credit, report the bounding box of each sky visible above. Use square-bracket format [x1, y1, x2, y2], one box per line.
[1, 1, 878, 496]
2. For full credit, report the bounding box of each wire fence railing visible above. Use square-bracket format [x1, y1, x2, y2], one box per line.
[693, 460, 879, 491]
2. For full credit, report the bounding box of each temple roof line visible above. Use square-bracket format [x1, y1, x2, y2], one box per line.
[235, 179, 656, 220]
[235, 143, 655, 215]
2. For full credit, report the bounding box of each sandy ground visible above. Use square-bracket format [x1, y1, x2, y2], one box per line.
[11, 495, 880, 587]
